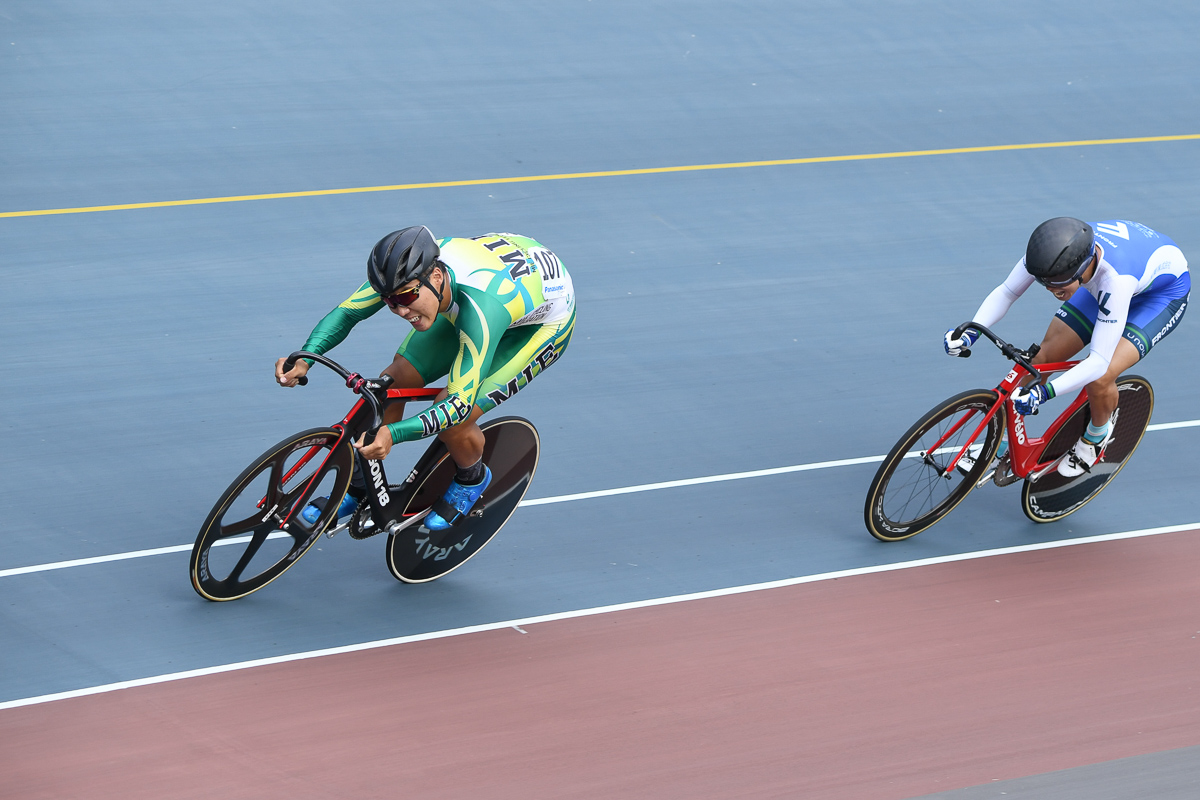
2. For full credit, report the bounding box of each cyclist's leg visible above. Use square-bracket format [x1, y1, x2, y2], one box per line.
[1086, 287, 1190, 422]
[1033, 287, 1093, 366]
[1031, 318, 1086, 364]
[474, 310, 574, 415]
[1038, 291, 1112, 463]
[1084, 339, 1142, 424]
[441, 307, 574, 464]
[425, 312, 574, 528]
[438, 403, 486, 467]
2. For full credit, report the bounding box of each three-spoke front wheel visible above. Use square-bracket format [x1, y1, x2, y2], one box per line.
[189, 428, 353, 601]
[865, 389, 1004, 541]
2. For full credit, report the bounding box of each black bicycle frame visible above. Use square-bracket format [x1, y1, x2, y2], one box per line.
[285, 350, 447, 534]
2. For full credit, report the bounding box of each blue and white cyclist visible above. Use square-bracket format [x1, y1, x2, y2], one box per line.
[945, 217, 1189, 477]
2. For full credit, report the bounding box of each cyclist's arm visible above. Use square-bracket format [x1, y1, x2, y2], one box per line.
[385, 286, 512, 443]
[300, 282, 385, 359]
[1047, 274, 1137, 397]
[973, 260, 1036, 327]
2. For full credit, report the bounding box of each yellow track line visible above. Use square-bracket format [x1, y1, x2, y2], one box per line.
[4, 133, 1199, 219]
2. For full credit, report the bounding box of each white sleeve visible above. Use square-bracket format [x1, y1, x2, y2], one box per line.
[1048, 274, 1137, 398]
[973, 259, 1036, 328]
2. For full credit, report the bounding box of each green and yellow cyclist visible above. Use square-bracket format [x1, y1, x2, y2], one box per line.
[275, 225, 575, 530]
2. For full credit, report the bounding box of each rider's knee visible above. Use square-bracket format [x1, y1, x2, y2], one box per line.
[437, 405, 485, 445]
[1085, 377, 1118, 399]
[438, 419, 478, 440]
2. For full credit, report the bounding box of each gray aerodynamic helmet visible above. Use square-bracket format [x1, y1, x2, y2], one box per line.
[1024, 217, 1095, 287]
[366, 226, 440, 296]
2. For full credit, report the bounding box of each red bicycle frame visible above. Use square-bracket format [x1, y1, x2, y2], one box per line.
[929, 359, 1089, 481]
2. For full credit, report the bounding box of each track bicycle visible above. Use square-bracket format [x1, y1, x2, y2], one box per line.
[189, 351, 540, 601]
[864, 322, 1154, 541]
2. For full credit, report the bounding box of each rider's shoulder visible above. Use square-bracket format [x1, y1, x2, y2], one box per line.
[1089, 219, 1176, 250]
[1089, 220, 1179, 277]
[439, 234, 534, 258]
[445, 232, 546, 250]
[491, 232, 545, 250]
[337, 280, 383, 310]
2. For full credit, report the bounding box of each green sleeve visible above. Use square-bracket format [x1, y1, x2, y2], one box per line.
[300, 281, 385, 359]
[386, 286, 513, 443]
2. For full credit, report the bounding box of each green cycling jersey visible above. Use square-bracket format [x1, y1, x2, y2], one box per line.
[301, 233, 575, 444]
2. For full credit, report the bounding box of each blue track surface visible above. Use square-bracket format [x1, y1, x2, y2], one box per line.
[2, 0, 1199, 717]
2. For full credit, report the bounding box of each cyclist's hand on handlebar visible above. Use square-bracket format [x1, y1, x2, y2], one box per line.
[275, 357, 310, 387]
[355, 426, 394, 461]
[944, 328, 978, 357]
[1012, 383, 1053, 415]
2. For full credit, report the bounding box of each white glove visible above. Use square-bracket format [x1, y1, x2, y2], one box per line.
[944, 328, 978, 357]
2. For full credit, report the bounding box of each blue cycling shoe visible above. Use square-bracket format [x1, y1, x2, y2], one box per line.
[300, 493, 359, 525]
[424, 466, 492, 531]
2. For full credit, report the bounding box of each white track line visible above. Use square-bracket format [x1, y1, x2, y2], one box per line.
[519, 454, 885, 506]
[1147, 419, 1200, 431]
[2, 520, 1196, 711]
[0, 533, 288, 578]
[4, 419, 1195, 582]
[2, 419, 1196, 579]
[3, 456, 883, 578]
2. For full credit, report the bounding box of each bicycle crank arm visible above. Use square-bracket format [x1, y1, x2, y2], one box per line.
[385, 510, 435, 537]
[1026, 458, 1060, 483]
[386, 503, 487, 536]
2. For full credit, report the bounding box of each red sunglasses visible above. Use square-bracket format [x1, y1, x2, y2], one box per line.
[382, 284, 421, 308]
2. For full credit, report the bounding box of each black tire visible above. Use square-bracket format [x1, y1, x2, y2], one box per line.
[386, 417, 540, 583]
[1022, 375, 1154, 522]
[190, 428, 354, 601]
[865, 390, 1004, 541]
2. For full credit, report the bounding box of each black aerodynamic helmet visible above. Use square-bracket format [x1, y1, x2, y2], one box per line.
[367, 226, 440, 296]
[1024, 217, 1095, 287]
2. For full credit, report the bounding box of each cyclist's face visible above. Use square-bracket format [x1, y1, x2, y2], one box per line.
[1045, 281, 1078, 301]
[387, 269, 443, 331]
[1043, 247, 1099, 301]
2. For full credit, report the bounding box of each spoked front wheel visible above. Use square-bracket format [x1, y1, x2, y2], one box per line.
[189, 428, 353, 601]
[1022, 375, 1154, 522]
[865, 389, 1004, 541]
[386, 417, 540, 583]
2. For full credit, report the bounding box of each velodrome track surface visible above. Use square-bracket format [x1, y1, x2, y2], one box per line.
[3, 1, 1200, 797]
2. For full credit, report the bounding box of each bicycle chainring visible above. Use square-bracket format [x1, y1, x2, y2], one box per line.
[346, 499, 381, 540]
[991, 455, 1021, 487]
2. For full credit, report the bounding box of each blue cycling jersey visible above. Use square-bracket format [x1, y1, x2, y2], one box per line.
[1088, 220, 1187, 294]
[970, 219, 1189, 397]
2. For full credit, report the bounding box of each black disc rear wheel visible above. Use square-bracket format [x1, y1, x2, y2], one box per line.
[865, 390, 1004, 541]
[386, 417, 540, 583]
[190, 428, 353, 601]
[1022, 375, 1154, 522]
